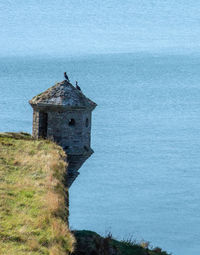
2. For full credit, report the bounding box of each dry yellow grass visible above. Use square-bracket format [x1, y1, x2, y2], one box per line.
[0, 133, 75, 255]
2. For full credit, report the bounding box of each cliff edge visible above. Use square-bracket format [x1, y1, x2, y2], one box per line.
[0, 132, 74, 255]
[0, 133, 170, 255]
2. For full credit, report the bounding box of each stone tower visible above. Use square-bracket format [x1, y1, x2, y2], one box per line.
[29, 80, 97, 187]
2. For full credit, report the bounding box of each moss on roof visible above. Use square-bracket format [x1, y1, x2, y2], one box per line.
[29, 80, 97, 109]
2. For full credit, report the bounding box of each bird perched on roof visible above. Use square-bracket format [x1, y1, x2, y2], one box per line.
[64, 72, 69, 82]
[75, 81, 81, 91]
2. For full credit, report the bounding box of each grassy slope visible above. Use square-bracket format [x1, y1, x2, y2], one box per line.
[0, 132, 170, 255]
[0, 133, 74, 255]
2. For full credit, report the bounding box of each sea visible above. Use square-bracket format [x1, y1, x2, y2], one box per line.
[0, 53, 200, 255]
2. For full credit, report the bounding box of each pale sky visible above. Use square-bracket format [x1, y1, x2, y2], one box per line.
[0, 0, 200, 56]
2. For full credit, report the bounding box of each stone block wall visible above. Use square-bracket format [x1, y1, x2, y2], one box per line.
[32, 107, 94, 187]
[32, 110, 40, 138]
[47, 110, 92, 155]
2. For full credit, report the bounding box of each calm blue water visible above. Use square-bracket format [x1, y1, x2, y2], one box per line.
[1, 53, 200, 255]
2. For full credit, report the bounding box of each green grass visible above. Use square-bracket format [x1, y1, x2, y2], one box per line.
[0, 133, 74, 255]
[0, 132, 170, 255]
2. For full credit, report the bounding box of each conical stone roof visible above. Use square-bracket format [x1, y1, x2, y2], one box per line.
[29, 80, 97, 110]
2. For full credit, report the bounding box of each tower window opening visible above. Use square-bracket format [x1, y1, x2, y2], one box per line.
[68, 118, 75, 126]
[84, 145, 89, 151]
[85, 118, 89, 127]
[39, 112, 48, 138]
